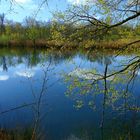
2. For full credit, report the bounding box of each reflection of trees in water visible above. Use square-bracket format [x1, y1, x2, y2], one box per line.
[0, 48, 77, 69]
[1, 48, 140, 139]
[0, 59, 53, 140]
[79, 50, 115, 65]
[2, 56, 8, 71]
[0, 50, 44, 68]
[65, 55, 140, 140]
[0, 48, 116, 70]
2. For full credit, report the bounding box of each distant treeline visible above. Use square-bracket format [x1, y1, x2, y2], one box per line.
[0, 14, 140, 49]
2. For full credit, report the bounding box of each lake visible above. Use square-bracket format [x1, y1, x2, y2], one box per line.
[0, 47, 140, 140]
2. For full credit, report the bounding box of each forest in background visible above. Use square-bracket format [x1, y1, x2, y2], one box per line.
[0, 12, 139, 49]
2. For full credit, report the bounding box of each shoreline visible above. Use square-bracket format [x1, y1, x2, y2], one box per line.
[0, 39, 139, 50]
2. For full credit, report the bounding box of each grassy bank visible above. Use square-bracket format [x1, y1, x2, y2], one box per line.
[0, 39, 78, 49]
[80, 38, 140, 49]
[0, 38, 139, 50]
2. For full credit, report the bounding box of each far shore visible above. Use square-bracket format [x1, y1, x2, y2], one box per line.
[0, 38, 139, 50]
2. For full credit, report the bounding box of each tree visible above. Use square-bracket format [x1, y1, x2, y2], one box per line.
[0, 13, 5, 34]
[25, 17, 40, 46]
[55, 0, 140, 42]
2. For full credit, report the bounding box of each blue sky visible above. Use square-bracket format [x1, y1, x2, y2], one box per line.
[0, 0, 67, 22]
[0, 0, 88, 22]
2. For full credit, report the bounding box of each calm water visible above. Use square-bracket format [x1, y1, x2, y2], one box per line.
[0, 47, 140, 140]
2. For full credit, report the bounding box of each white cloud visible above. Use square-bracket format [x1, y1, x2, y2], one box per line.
[0, 75, 9, 81]
[15, 70, 35, 78]
[68, 68, 114, 81]
[67, 0, 95, 5]
[0, 68, 3, 72]
[68, 0, 81, 5]
[15, 0, 31, 4]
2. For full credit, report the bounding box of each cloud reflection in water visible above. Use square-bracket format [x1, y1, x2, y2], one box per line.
[0, 75, 9, 81]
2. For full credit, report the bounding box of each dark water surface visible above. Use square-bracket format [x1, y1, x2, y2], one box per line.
[0, 47, 140, 140]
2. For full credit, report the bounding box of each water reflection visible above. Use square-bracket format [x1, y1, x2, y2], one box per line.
[0, 75, 9, 80]
[0, 47, 140, 140]
[15, 69, 35, 78]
